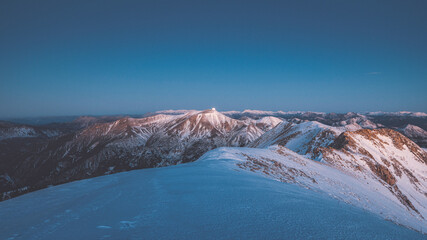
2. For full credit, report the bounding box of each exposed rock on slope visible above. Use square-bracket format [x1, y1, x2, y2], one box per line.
[221, 147, 427, 232]
[321, 129, 427, 220]
[247, 122, 427, 230]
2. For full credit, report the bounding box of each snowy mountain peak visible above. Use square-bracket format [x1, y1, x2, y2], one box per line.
[166, 109, 240, 137]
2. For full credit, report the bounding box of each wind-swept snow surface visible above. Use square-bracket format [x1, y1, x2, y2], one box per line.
[0, 148, 424, 240]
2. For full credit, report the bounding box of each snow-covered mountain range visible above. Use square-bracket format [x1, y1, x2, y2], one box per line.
[1, 109, 426, 200]
[1, 109, 427, 236]
[0, 110, 282, 199]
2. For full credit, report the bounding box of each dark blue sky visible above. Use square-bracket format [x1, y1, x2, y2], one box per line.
[1, 0, 426, 118]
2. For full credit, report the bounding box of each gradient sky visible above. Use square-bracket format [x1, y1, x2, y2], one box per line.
[1, 0, 427, 118]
